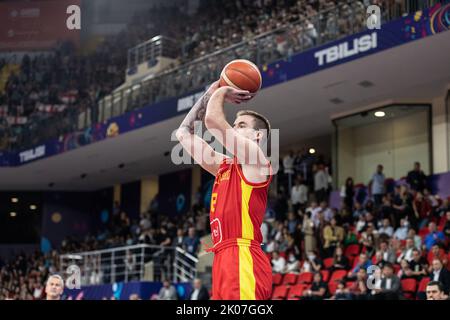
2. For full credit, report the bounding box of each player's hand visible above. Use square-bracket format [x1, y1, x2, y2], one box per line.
[218, 86, 255, 104]
[206, 80, 221, 95]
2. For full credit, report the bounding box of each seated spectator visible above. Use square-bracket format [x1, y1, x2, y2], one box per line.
[285, 252, 300, 273]
[372, 263, 402, 300]
[323, 217, 345, 257]
[378, 240, 396, 264]
[353, 202, 367, 220]
[427, 244, 448, 266]
[348, 253, 372, 279]
[443, 210, 450, 240]
[359, 223, 377, 257]
[355, 214, 367, 233]
[331, 281, 352, 300]
[426, 281, 449, 300]
[158, 280, 178, 300]
[331, 246, 350, 271]
[189, 278, 209, 300]
[393, 218, 409, 240]
[302, 272, 327, 300]
[343, 226, 358, 246]
[397, 238, 416, 263]
[301, 251, 323, 273]
[429, 259, 450, 295]
[319, 201, 334, 222]
[407, 228, 423, 250]
[424, 222, 445, 251]
[373, 250, 387, 269]
[397, 259, 414, 280]
[408, 249, 428, 280]
[348, 268, 369, 300]
[271, 251, 286, 273]
[378, 218, 394, 238]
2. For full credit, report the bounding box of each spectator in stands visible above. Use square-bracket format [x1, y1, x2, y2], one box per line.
[331, 246, 350, 271]
[426, 281, 448, 300]
[285, 252, 300, 273]
[286, 211, 300, 235]
[271, 251, 286, 273]
[353, 202, 367, 221]
[319, 201, 334, 222]
[355, 214, 367, 233]
[370, 165, 385, 208]
[393, 218, 409, 240]
[424, 222, 446, 251]
[443, 211, 450, 241]
[323, 217, 345, 257]
[158, 280, 178, 300]
[348, 268, 369, 300]
[183, 227, 200, 257]
[313, 164, 328, 203]
[408, 228, 423, 249]
[406, 162, 427, 192]
[397, 238, 416, 263]
[302, 251, 323, 273]
[340, 177, 355, 211]
[291, 177, 308, 214]
[378, 240, 396, 264]
[348, 253, 372, 279]
[44, 274, 64, 300]
[378, 218, 394, 238]
[397, 259, 414, 280]
[414, 192, 432, 229]
[302, 272, 327, 300]
[331, 281, 352, 300]
[174, 228, 185, 248]
[429, 259, 450, 295]
[408, 248, 428, 280]
[283, 150, 295, 191]
[343, 226, 358, 246]
[372, 263, 402, 300]
[302, 211, 317, 253]
[359, 223, 377, 257]
[189, 278, 209, 300]
[428, 244, 448, 266]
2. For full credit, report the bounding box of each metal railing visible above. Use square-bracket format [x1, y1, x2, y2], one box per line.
[60, 244, 178, 285]
[173, 246, 199, 283]
[3, 0, 444, 151]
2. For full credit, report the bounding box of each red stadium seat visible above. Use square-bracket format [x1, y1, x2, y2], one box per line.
[328, 281, 339, 295]
[297, 272, 313, 284]
[272, 273, 283, 286]
[271, 285, 290, 300]
[401, 279, 417, 300]
[346, 281, 355, 288]
[417, 277, 430, 292]
[323, 257, 334, 269]
[393, 264, 401, 275]
[288, 284, 309, 299]
[427, 249, 446, 265]
[282, 273, 298, 285]
[418, 227, 429, 238]
[321, 270, 330, 283]
[329, 270, 347, 283]
[345, 244, 360, 258]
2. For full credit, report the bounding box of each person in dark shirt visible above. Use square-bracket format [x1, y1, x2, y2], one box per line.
[303, 272, 328, 300]
[408, 249, 428, 280]
[406, 162, 427, 192]
[331, 246, 350, 271]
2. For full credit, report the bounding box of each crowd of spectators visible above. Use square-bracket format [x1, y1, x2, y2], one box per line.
[0, 0, 422, 151]
[267, 159, 450, 300]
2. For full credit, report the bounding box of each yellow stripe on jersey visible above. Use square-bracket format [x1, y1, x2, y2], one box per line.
[238, 239, 256, 300]
[241, 180, 254, 240]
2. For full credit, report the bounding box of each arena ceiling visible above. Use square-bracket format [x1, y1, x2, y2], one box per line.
[1, 30, 449, 191]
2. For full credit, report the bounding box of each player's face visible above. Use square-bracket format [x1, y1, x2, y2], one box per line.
[233, 115, 259, 141]
[426, 285, 443, 300]
[45, 277, 64, 299]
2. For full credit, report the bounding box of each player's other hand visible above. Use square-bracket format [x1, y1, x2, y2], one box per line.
[217, 86, 255, 104]
[207, 80, 221, 95]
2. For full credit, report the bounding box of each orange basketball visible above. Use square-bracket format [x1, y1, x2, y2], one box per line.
[219, 59, 262, 93]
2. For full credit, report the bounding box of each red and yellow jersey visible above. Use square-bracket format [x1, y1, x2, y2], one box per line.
[209, 157, 272, 247]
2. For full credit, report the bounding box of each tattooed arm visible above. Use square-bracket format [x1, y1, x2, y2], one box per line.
[175, 81, 227, 175]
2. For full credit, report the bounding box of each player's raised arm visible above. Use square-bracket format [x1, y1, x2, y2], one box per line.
[175, 81, 226, 175]
[204, 86, 269, 168]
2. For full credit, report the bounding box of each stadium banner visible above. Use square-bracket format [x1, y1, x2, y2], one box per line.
[0, 3, 448, 166]
[64, 281, 192, 300]
[0, 0, 80, 51]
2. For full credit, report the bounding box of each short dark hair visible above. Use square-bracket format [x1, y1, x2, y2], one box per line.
[236, 110, 271, 155]
[427, 281, 444, 292]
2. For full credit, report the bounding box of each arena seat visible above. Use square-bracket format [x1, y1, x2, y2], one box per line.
[345, 244, 360, 258]
[282, 273, 298, 285]
[272, 273, 283, 286]
[320, 270, 330, 282]
[271, 285, 290, 300]
[329, 270, 347, 284]
[323, 257, 334, 269]
[288, 283, 309, 299]
[401, 278, 417, 300]
[296, 272, 313, 284]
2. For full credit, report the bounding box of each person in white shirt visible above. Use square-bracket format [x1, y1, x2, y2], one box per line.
[396, 238, 416, 263]
[319, 201, 334, 222]
[313, 164, 329, 203]
[291, 178, 308, 213]
[377, 218, 393, 237]
[285, 253, 300, 273]
[393, 219, 409, 240]
[356, 214, 367, 233]
[271, 251, 286, 273]
[283, 151, 295, 192]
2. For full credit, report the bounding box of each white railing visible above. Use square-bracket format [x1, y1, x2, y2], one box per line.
[173, 246, 199, 283]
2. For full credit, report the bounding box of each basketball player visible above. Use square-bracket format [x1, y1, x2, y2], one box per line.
[45, 274, 65, 300]
[176, 81, 273, 300]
